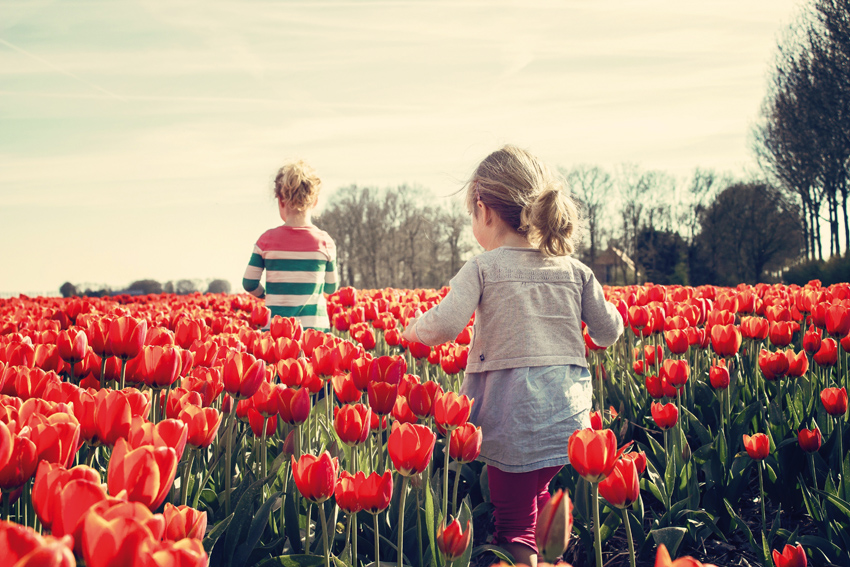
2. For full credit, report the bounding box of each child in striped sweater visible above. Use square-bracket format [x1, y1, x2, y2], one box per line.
[242, 160, 339, 331]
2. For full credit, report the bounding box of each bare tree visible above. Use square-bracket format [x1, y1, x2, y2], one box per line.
[563, 164, 612, 265]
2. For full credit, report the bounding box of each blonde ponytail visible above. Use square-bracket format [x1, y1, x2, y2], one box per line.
[524, 185, 581, 257]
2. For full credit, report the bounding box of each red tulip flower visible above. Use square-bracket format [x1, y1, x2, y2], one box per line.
[32, 461, 102, 532]
[651, 402, 678, 430]
[57, 328, 89, 365]
[772, 543, 807, 567]
[179, 405, 223, 449]
[143, 538, 208, 567]
[743, 433, 770, 460]
[797, 428, 822, 453]
[291, 452, 339, 503]
[0, 428, 38, 490]
[664, 329, 689, 355]
[814, 338, 838, 366]
[821, 387, 848, 416]
[590, 410, 603, 430]
[334, 470, 362, 513]
[599, 457, 641, 508]
[710, 324, 742, 357]
[709, 361, 730, 389]
[107, 316, 148, 360]
[138, 345, 182, 389]
[655, 543, 718, 567]
[388, 422, 436, 476]
[449, 423, 482, 463]
[740, 316, 769, 340]
[128, 418, 189, 460]
[769, 321, 794, 348]
[278, 386, 311, 425]
[436, 517, 472, 561]
[433, 391, 473, 432]
[408, 381, 443, 419]
[759, 349, 789, 381]
[80, 507, 160, 567]
[802, 326, 822, 354]
[358, 470, 394, 513]
[0, 520, 75, 567]
[332, 372, 361, 404]
[661, 359, 689, 387]
[367, 380, 398, 416]
[535, 488, 573, 563]
[107, 437, 179, 510]
[163, 503, 207, 541]
[94, 389, 133, 446]
[785, 349, 809, 377]
[409, 341, 431, 359]
[222, 351, 266, 401]
[567, 428, 629, 483]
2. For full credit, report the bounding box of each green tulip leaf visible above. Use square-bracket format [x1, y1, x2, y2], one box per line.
[455, 500, 474, 567]
[283, 481, 303, 554]
[470, 545, 514, 564]
[233, 491, 284, 567]
[649, 526, 686, 557]
[723, 498, 754, 549]
[204, 512, 234, 554]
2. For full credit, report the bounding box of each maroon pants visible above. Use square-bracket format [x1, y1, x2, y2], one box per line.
[487, 465, 563, 552]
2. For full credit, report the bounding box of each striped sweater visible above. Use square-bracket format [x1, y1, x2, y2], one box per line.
[242, 225, 339, 330]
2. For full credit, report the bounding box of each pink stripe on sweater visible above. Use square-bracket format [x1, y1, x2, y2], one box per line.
[257, 226, 332, 253]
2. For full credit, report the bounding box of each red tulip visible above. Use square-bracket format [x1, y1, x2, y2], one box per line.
[408, 381, 443, 419]
[32, 461, 102, 531]
[388, 422, 436, 476]
[332, 372, 362, 404]
[802, 326, 822, 354]
[710, 324, 741, 357]
[798, 428, 822, 453]
[436, 517, 471, 561]
[107, 438, 179, 510]
[179, 405, 223, 449]
[622, 450, 647, 474]
[163, 503, 207, 541]
[589, 410, 603, 430]
[535, 488, 573, 563]
[433, 391, 473, 432]
[80, 509, 159, 567]
[107, 316, 148, 360]
[138, 346, 182, 389]
[651, 402, 678, 430]
[291, 452, 339, 503]
[278, 386, 311, 425]
[661, 359, 689, 387]
[740, 316, 769, 340]
[127, 418, 188, 461]
[0, 428, 38, 490]
[449, 423, 482, 464]
[655, 543, 718, 567]
[772, 543, 807, 567]
[248, 408, 277, 437]
[222, 351, 266, 400]
[94, 389, 133, 446]
[0, 520, 75, 566]
[743, 433, 770, 460]
[759, 349, 789, 381]
[709, 361, 730, 389]
[821, 387, 848, 416]
[599, 457, 640, 508]
[664, 329, 689, 355]
[143, 538, 208, 567]
[814, 338, 838, 366]
[408, 342, 431, 360]
[367, 381, 398, 416]
[785, 349, 809, 377]
[57, 328, 89, 365]
[567, 428, 629, 483]
[769, 321, 794, 348]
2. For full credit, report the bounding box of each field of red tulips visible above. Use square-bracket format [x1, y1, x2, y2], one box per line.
[1, 281, 849, 567]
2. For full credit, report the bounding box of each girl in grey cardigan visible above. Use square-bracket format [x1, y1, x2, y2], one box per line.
[403, 145, 623, 567]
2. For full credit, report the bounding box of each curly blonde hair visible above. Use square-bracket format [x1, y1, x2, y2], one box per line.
[465, 145, 582, 257]
[273, 159, 322, 211]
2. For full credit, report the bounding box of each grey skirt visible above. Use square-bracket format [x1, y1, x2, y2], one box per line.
[459, 365, 592, 473]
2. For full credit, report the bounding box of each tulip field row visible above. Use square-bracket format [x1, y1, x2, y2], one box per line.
[0, 281, 849, 567]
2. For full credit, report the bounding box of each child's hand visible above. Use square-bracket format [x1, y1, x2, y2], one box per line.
[402, 311, 423, 343]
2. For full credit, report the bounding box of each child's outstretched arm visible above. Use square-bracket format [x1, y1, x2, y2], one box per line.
[403, 260, 481, 346]
[581, 275, 623, 348]
[242, 245, 266, 298]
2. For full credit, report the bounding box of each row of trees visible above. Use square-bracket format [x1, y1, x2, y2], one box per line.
[59, 279, 232, 298]
[754, 0, 850, 261]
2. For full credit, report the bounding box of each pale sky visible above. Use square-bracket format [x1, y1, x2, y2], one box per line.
[1, 0, 803, 296]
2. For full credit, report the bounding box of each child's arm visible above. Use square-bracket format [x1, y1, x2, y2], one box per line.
[403, 260, 481, 346]
[581, 274, 623, 348]
[324, 240, 339, 294]
[242, 245, 266, 298]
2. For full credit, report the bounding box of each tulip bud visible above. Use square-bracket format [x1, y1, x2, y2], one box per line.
[436, 517, 471, 561]
[535, 489, 573, 562]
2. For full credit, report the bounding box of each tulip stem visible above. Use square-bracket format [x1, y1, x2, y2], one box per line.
[374, 512, 382, 567]
[837, 416, 845, 500]
[261, 417, 269, 485]
[416, 486, 424, 567]
[182, 449, 196, 506]
[758, 460, 767, 537]
[452, 460, 462, 518]
[224, 403, 236, 516]
[378, 418, 385, 475]
[592, 482, 603, 567]
[99, 356, 107, 390]
[810, 453, 818, 491]
[442, 437, 451, 522]
[119, 358, 128, 389]
[306, 503, 313, 555]
[622, 508, 636, 567]
[319, 502, 331, 567]
[2, 492, 8, 522]
[352, 510, 358, 567]
[398, 475, 408, 567]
